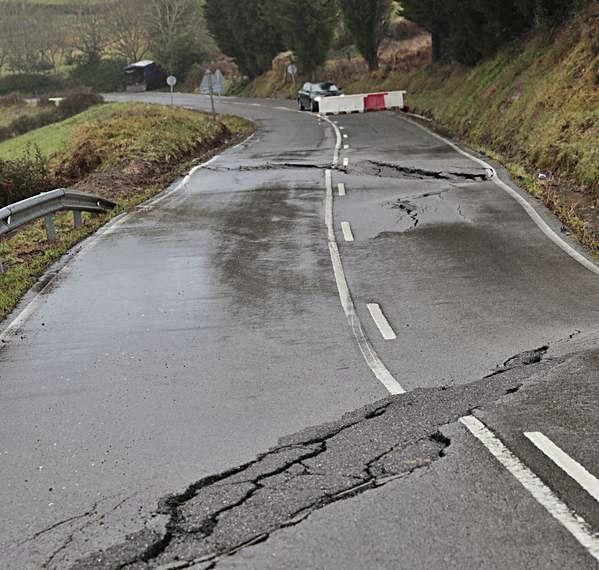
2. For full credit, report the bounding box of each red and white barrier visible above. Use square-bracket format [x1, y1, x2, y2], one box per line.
[318, 94, 364, 114]
[318, 90, 406, 115]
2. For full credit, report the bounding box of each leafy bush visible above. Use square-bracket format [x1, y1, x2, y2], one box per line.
[0, 74, 74, 97]
[0, 146, 54, 207]
[58, 91, 104, 117]
[0, 93, 25, 107]
[184, 63, 207, 90]
[37, 96, 55, 108]
[69, 59, 127, 93]
[8, 109, 62, 136]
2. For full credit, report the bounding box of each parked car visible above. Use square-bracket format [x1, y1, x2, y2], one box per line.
[297, 82, 342, 112]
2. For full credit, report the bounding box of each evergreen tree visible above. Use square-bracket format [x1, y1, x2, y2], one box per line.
[273, 0, 337, 75]
[533, 0, 585, 26]
[402, 0, 536, 65]
[338, 0, 393, 70]
[205, 0, 284, 78]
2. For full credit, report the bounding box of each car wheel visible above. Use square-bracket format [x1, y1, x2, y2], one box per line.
[311, 100, 319, 113]
[298, 98, 305, 111]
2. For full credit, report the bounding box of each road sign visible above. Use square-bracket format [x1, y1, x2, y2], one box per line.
[167, 75, 177, 106]
[200, 70, 224, 96]
[287, 64, 298, 86]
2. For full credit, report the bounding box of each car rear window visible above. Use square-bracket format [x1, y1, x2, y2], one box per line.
[318, 82, 339, 92]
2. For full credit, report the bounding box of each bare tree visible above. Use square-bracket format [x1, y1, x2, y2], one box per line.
[2, 2, 46, 72]
[144, 0, 212, 77]
[105, 0, 150, 63]
[36, 12, 69, 69]
[0, 15, 9, 71]
[145, 0, 199, 38]
[71, 0, 112, 63]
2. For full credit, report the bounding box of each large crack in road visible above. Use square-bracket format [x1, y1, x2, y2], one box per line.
[360, 160, 489, 182]
[68, 343, 588, 570]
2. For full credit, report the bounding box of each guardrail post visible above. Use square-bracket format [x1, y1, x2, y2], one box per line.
[44, 214, 57, 241]
[73, 211, 83, 228]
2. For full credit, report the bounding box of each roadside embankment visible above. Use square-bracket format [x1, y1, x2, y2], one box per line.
[346, 9, 598, 252]
[0, 103, 253, 321]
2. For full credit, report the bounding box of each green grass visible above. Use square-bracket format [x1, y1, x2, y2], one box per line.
[0, 103, 123, 161]
[66, 104, 238, 165]
[0, 103, 47, 128]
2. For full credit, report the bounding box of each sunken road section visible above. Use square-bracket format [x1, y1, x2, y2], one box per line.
[68, 343, 592, 570]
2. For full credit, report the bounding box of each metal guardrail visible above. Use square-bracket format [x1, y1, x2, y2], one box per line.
[0, 189, 116, 273]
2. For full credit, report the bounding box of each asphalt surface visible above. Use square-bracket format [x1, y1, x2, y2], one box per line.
[1, 93, 598, 569]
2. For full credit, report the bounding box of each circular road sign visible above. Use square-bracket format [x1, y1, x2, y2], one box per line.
[166, 75, 177, 87]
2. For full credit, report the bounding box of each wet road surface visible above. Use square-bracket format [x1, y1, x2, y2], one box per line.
[1, 93, 598, 568]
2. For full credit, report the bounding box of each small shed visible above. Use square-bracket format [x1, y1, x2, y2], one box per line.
[124, 60, 166, 93]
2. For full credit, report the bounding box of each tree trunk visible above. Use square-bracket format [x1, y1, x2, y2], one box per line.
[367, 51, 379, 71]
[431, 29, 443, 62]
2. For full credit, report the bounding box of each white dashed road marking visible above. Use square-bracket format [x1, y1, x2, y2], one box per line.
[460, 416, 599, 562]
[338, 183, 346, 196]
[341, 222, 354, 242]
[324, 170, 405, 395]
[367, 303, 397, 340]
[525, 432, 599, 502]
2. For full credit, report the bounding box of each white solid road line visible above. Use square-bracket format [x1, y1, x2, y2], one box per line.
[460, 416, 599, 562]
[401, 115, 599, 276]
[338, 183, 346, 196]
[367, 303, 397, 340]
[525, 432, 599, 503]
[324, 170, 405, 395]
[341, 222, 354, 242]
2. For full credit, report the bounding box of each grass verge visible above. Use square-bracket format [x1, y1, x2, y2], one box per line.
[0, 103, 254, 322]
[0, 103, 123, 160]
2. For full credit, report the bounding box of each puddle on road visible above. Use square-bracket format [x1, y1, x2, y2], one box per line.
[211, 185, 333, 318]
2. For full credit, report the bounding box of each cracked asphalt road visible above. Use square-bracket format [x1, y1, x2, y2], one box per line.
[71, 342, 599, 569]
[1, 94, 598, 569]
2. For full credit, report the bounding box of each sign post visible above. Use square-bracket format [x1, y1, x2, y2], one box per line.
[287, 64, 298, 86]
[166, 75, 177, 106]
[206, 70, 216, 119]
